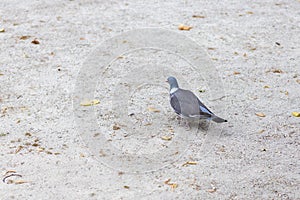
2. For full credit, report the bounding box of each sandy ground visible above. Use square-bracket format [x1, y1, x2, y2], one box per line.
[0, 0, 299, 199]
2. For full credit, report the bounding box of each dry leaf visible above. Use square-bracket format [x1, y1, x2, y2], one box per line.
[80, 99, 100, 106]
[15, 146, 23, 153]
[233, 71, 240, 75]
[164, 179, 178, 190]
[31, 39, 40, 44]
[259, 130, 265, 134]
[182, 161, 197, 166]
[296, 79, 300, 84]
[123, 185, 130, 189]
[113, 124, 120, 130]
[263, 85, 270, 88]
[20, 35, 31, 40]
[178, 24, 193, 31]
[148, 107, 160, 113]
[246, 11, 254, 14]
[4, 170, 16, 176]
[161, 136, 172, 141]
[192, 15, 205, 18]
[0, 28, 5, 32]
[0, 73, 4, 76]
[80, 153, 85, 157]
[170, 183, 178, 189]
[292, 112, 300, 117]
[272, 69, 283, 73]
[255, 113, 266, 117]
[207, 187, 217, 193]
[14, 180, 28, 184]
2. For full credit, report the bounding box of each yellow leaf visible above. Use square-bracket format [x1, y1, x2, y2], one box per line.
[255, 112, 266, 117]
[161, 136, 172, 141]
[182, 161, 197, 166]
[0, 28, 5, 32]
[292, 112, 300, 117]
[148, 107, 160, 112]
[178, 24, 193, 31]
[80, 99, 100, 106]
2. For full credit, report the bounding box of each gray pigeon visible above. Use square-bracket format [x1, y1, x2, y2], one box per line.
[167, 76, 227, 123]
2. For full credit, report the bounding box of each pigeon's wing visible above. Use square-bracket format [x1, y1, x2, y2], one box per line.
[170, 93, 181, 116]
[172, 89, 213, 119]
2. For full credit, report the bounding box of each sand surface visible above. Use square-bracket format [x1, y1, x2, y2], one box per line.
[0, 0, 299, 199]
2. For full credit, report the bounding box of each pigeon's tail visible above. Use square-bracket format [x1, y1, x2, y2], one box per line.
[212, 115, 227, 123]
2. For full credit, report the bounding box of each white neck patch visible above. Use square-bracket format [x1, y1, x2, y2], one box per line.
[170, 87, 178, 94]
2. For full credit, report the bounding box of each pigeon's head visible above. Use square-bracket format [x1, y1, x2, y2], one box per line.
[166, 76, 179, 89]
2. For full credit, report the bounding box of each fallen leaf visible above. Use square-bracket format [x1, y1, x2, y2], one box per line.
[170, 183, 178, 189]
[15, 146, 23, 154]
[113, 124, 120, 130]
[246, 11, 254, 14]
[207, 187, 217, 193]
[0, 73, 4, 76]
[148, 107, 160, 113]
[192, 15, 205, 18]
[272, 69, 283, 73]
[31, 39, 40, 44]
[263, 85, 270, 88]
[198, 89, 206, 93]
[178, 24, 193, 31]
[123, 185, 130, 189]
[292, 112, 300, 117]
[14, 180, 28, 184]
[164, 179, 178, 190]
[243, 53, 247, 57]
[80, 153, 85, 157]
[20, 35, 31, 40]
[80, 99, 100, 106]
[25, 132, 32, 137]
[161, 136, 172, 141]
[296, 79, 300, 84]
[182, 161, 197, 167]
[259, 130, 265, 134]
[4, 170, 16, 176]
[233, 71, 240, 75]
[255, 113, 266, 117]
[0, 28, 5, 32]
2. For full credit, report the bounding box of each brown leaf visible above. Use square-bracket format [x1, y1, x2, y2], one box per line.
[0, 28, 5, 32]
[272, 69, 283, 73]
[15, 146, 23, 154]
[20, 35, 31, 40]
[192, 15, 205, 18]
[233, 71, 240, 75]
[123, 185, 130, 189]
[31, 39, 40, 44]
[182, 161, 197, 167]
[246, 11, 254, 14]
[14, 180, 28, 184]
[178, 24, 193, 31]
[255, 112, 266, 117]
[113, 124, 120, 130]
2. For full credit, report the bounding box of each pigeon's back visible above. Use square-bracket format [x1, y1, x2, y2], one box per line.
[171, 89, 212, 119]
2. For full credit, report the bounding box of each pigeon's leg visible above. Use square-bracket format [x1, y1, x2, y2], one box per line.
[176, 116, 182, 125]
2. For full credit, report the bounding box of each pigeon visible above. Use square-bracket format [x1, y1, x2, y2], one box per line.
[166, 76, 227, 123]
